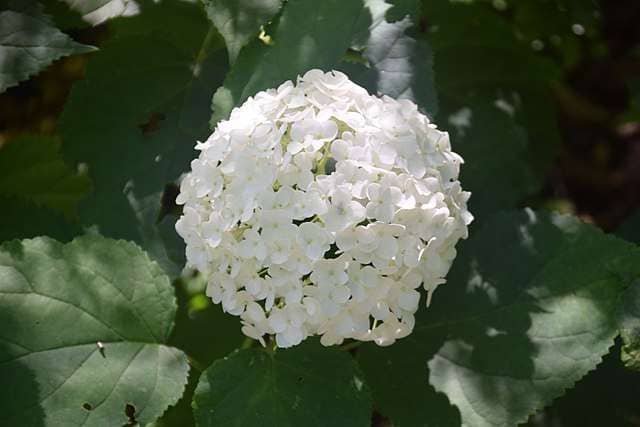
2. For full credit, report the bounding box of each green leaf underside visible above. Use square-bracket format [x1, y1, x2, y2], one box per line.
[339, 14, 438, 117]
[211, 0, 371, 124]
[203, 0, 283, 64]
[359, 209, 640, 427]
[427, 0, 562, 218]
[58, 0, 138, 25]
[59, 1, 228, 276]
[0, 236, 189, 426]
[0, 7, 94, 93]
[193, 342, 372, 427]
[0, 135, 92, 218]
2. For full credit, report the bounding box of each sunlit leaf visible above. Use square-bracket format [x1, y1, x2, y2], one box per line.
[340, 15, 438, 116]
[359, 209, 640, 426]
[0, 235, 189, 426]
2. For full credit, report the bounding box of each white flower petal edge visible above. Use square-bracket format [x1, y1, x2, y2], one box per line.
[176, 69, 473, 348]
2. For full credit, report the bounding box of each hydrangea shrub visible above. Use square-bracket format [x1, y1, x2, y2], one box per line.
[1, 1, 639, 426]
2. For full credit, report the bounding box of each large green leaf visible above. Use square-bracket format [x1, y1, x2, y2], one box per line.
[58, 0, 140, 25]
[211, 0, 370, 123]
[0, 135, 91, 218]
[203, 0, 283, 64]
[193, 342, 372, 427]
[0, 196, 80, 243]
[0, 3, 95, 93]
[149, 276, 245, 427]
[340, 14, 438, 117]
[59, 1, 228, 276]
[0, 236, 189, 426]
[359, 209, 640, 427]
[426, 0, 562, 218]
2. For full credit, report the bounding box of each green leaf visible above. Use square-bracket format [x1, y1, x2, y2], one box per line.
[0, 235, 189, 426]
[619, 280, 640, 372]
[59, 1, 228, 276]
[350, 0, 420, 47]
[340, 16, 438, 116]
[439, 94, 535, 218]
[148, 273, 245, 427]
[170, 276, 244, 367]
[211, 0, 370, 124]
[193, 342, 372, 427]
[384, 0, 420, 22]
[0, 135, 92, 218]
[426, 0, 562, 217]
[0, 5, 95, 93]
[0, 196, 80, 243]
[57, 0, 139, 26]
[359, 209, 640, 427]
[203, 0, 283, 64]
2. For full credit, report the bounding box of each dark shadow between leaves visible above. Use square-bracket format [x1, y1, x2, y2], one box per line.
[0, 295, 46, 426]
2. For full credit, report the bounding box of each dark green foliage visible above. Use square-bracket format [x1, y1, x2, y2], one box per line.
[0, 135, 91, 217]
[1, 0, 640, 426]
[0, 236, 189, 426]
[59, 0, 228, 276]
[193, 342, 372, 427]
[359, 209, 640, 426]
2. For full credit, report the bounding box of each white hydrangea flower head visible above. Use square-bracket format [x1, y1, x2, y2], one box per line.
[176, 69, 473, 348]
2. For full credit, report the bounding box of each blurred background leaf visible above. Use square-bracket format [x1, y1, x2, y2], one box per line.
[0, 0, 95, 93]
[0, 236, 190, 426]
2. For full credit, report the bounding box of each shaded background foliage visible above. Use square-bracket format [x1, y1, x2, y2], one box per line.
[1, 0, 640, 426]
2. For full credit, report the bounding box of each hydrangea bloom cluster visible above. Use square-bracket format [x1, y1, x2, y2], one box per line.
[175, 70, 473, 348]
